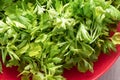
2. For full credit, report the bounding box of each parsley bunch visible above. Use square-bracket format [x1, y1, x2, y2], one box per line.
[0, 0, 120, 80]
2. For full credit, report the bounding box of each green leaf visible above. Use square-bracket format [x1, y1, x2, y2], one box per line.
[1, 48, 7, 63]
[0, 21, 8, 33]
[35, 34, 47, 43]
[0, 61, 2, 73]
[32, 72, 44, 80]
[76, 23, 92, 43]
[13, 21, 27, 29]
[5, 4, 17, 15]
[7, 48, 20, 60]
[77, 62, 87, 73]
[34, 5, 45, 15]
[81, 43, 95, 57]
[16, 43, 29, 55]
[106, 5, 120, 20]
[28, 43, 41, 57]
[82, 59, 93, 72]
[112, 32, 120, 44]
[52, 57, 62, 64]
[21, 75, 30, 80]
[17, 40, 28, 49]
[6, 59, 19, 67]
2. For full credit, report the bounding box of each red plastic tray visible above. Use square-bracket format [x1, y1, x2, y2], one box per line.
[0, 23, 120, 80]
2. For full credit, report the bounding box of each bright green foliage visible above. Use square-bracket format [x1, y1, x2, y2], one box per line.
[0, 0, 120, 80]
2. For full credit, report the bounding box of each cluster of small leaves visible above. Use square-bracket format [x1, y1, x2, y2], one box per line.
[110, 0, 120, 10]
[0, 0, 120, 80]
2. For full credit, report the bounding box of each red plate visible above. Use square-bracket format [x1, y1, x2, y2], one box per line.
[0, 23, 120, 80]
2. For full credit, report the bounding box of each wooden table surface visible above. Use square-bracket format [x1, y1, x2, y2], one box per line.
[98, 57, 120, 80]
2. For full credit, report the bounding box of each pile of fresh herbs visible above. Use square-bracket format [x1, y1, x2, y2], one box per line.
[0, 0, 120, 80]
